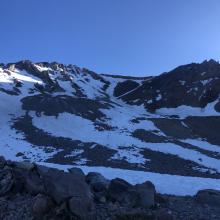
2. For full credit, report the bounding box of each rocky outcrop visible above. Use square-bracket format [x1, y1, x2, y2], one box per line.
[106, 178, 155, 209]
[32, 194, 54, 219]
[0, 157, 159, 219]
[195, 189, 220, 206]
[117, 59, 220, 112]
[0, 157, 220, 219]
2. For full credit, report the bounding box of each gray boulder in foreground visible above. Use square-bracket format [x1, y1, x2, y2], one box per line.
[41, 167, 92, 204]
[0, 169, 14, 196]
[0, 157, 219, 219]
[133, 181, 156, 208]
[86, 172, 109, 192]
[107, 178, 155, 208]
[195, 189, 220, 206]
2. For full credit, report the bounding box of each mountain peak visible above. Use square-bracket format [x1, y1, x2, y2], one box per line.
[202, 59, 219, 65]
[1, 59, 220, 199]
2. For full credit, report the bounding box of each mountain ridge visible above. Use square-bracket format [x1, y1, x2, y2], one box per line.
[1, 59, 220, 196]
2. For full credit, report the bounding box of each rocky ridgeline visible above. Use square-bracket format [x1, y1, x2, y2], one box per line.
[0, 157, 220, 220]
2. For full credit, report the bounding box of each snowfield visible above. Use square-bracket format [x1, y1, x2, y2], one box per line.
[1, 61, 220, 196]
[156, 100, 220, 118]
[32, 112, 220, 172]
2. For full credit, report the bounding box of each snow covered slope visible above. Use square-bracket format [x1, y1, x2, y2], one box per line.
[1, 60, 220, 195]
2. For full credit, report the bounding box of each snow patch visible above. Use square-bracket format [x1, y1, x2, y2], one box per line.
[156, 100, 220, 118]
[181, 139, 220, 154]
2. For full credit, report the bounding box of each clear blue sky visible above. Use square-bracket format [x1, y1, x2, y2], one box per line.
[0, 0, 220, 76]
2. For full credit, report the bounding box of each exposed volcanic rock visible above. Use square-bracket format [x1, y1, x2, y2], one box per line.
[113, 80, 140, 97]
[118, 59, 220, 112]
[184, 116, 220, 145]
[21, 94, 109, 120]
[0, 157, 219, 220]
[13, 60, 62, 91]
[1, 59, 220, 198]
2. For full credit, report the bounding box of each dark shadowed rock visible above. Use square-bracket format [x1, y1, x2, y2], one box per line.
[156, 209, 174, 220]
[0, 169, 14, 196]
[113, 80, 140, 97]
[86, 172, 109, 192]
[195, 189, 220, 206]
[52, 202, 72, 219]
[214, 101, 220, 113]
[0, 156, 6, 169]
[10, 165, 44, 195]
[68, 196, 94, 219]
[94, 191, 107, 203]
[21, 94, 108, 121]
[0, 157, 219, 219]
[133, 181, 156, 208]
[107, 178, 132, 203]
[32, 194, 54, 219]
[36, 164, 52, 176]
[11, 168, 26, 193]
[25, 170, 45, 195]
[155, 194, 168, 204]
[107, 179, 155, 208]
[68, 167, 85, 179]
[41, 168, 93, 204]
[14, 161, 35, 171]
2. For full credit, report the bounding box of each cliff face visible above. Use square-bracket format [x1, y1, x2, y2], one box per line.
[1, 60, 220, 196]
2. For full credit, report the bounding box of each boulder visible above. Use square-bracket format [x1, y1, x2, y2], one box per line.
[107, 178, 132, 203]
[107, 179, 155, 208]
[195, 189, 220, 206]
[11, 168, 26, 193]
[133, 181, 156, 208]
[10, 165, 44, 195]
[68, 167, 85, 179]
[41, 168, 93, 204]
[86, 172, 109, 192]
[36, 164, 52, 176]
[14, 161, 35, 171]
[0, 169, 14, 196]
[94, 191, 107, 203]
[32, 194, 54, 218]
[25, 170, 45, 195]
[68, 196, 94, 219]
[53, 202, 72, 219]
